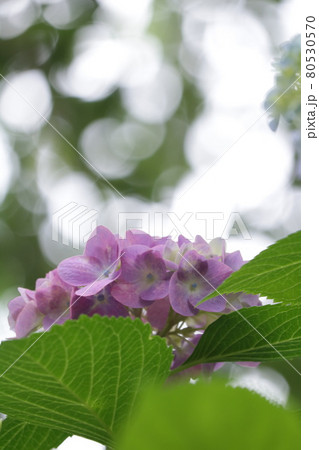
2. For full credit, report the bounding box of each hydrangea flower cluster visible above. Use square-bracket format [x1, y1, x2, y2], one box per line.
[8, 226, 261, 370]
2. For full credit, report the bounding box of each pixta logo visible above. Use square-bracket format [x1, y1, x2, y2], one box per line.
[52, 203, 98, 249]
[117, 212, 251, 241]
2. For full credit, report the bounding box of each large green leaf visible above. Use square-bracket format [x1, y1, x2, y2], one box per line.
[0, 418, 68, 450]
[198, 231, 301, 305]
[117, 380, 301, 450]
[0, 316, 172, 448]
[173, 304, 300, 372]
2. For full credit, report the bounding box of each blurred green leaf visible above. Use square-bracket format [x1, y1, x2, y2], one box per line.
[117, 380, 301, 450]
[176, 304, 300, 371]
[0, 316, 172, 448]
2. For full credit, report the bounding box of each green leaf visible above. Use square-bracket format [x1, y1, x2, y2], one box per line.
[175, 304, 300, 372]
[0, 418, 68, 450]
[0, 316, 172, 448]
[197, 231, 301, 306]
[117, 380, 301, 450]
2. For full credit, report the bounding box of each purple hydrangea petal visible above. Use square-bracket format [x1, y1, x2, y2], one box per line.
[18, 287, 36, 302]
[140, 279, 170, 301]
[34, 270, 72, 328]
[59, 226, 120, 291]
[193, 235, 214, 258]
[171, 333, 202, 369]
[153, 236, 169, 245]
[178, 235, 191, 247]
[150, 244, 165, 255]
[193, 258, 233, 310]
[88, 300, 128, 318]
[164, 260, 178, 271]
[154, 240, 178, 271]
[85, 226, 119, 266]
[42, 313, 69, 329]
[221, 292, 262, 313]
[145, 297, 170, 329]
[70, 295, 93, 319]
[196, 294, 226, 313]
[125, 230, 155, 247]
[193, 236, 226, 261]
[14, 300, 43, 338]
[224, 251, 244, 271]
[36, 285, 70, 316]
[171, 333, 221, 376]
[58, 256, 102, 286]
[71, 286, 129, 319]
[136, 251, 170, 298]
[211, 362, 225, 371]
[111, 282, 153, 308]
[35, 278, 46, 289]
[236, 361, 260, 367]
[169, 272, 198, 316]
[118, 248, 170, 301]
[75, 270, 120, 296]
[169, 251, 232, 314]
[120, 245, 150, 282]
[138, 250, 167, 277]
[238, 293, 262, 307]
[8, 296, 28, 329]
[8, 287, 44, 338]
[177, 250, 208, 273]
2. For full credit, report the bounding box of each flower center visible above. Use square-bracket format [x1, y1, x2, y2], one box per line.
[146, 273, 154, 282]
[190, 282, 197, 291]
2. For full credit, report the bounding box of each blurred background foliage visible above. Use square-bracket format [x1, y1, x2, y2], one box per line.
[0, 0, 300, 415]
[264, 34, 301, 184]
